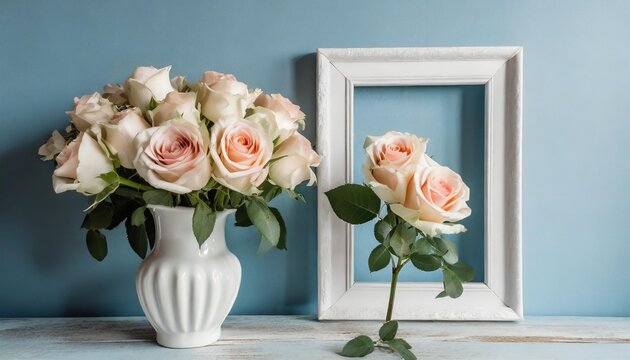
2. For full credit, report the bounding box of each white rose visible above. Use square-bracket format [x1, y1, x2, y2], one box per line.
[254, 94, 305, 143]
[124, 66, 175, 110]
[197, 73, 260, 122]
[133, 120, 211, 194]
[99, 108, 150, 168]
[147, 91, 200, 126]
[66, 93, 115, 131]
[38, 130, 66, 161]
[52, 131, 114, 195]
[362, 131, 427, 204]
[269, 133, 320, 190]
[209, 117, 273, 194]
[170, 76, 187, 92]
[102, 83, 128, 106]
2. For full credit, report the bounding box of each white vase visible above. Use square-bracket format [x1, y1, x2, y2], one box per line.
[136, 205, 241, 348]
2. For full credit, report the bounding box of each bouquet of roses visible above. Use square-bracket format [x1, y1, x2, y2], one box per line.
[325, 132, 473, 359]
[39, 65, 319, 260]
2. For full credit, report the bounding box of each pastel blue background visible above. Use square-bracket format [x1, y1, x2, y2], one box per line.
[353, 86, 485, 283]
[1, 0, 628, 317]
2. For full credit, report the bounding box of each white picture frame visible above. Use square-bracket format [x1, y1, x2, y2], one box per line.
[316, 47, 523, 321]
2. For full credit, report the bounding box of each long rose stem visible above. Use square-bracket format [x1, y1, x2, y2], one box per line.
[385, 257, 404, 322]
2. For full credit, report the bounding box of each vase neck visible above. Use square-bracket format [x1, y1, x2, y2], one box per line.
[148, 206, 235, 257]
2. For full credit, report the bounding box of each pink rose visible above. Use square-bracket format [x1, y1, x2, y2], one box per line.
[269, 133, 320, 190]
[38, 130, 66, 161]
[362, 131, 427, 203]
[209, 117, 273, 194]
[201, 71, 237, 86]
[391, 156, 472, 236]
[133, 120, 211, 194]
[52, 131, 114, 195]
[254, 94, 305, 143]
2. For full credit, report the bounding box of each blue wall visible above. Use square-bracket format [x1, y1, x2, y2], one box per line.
[1, 0, 629, 317]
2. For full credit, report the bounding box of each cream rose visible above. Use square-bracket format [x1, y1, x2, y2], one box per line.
[66, 93, 115, 131]
[99, 108, 150, 168]
[125, 66, 175, 109]
[254, 94, 305, 143]
[170, 76, 187, 92]
[269, 133, 320, 190]
[362, 131, 427, 204]
[147, 91, 200, 126]
[52, 131, 114, 195]
[38, 130, 66, 160]
[198, 72, 260, 122]
[133, 120, 211, 194]
[209, 117, 273, 194]
[391, 157, 472, 236]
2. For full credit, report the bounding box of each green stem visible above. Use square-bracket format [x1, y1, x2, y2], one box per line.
[118, 176, 152, 192]
[385, 257, 405, 322]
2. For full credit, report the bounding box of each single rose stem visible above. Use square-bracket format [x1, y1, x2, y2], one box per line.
[385, 257, 404, 322]
[118, 176, 153, 192]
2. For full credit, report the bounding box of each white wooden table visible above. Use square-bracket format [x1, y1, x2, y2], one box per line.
[1, 316, 629, 359]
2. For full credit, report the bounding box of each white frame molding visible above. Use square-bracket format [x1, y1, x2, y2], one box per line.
[316, 47, 523, 321]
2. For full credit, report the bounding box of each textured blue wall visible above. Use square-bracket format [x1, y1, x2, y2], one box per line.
[1, 0, 629, 317]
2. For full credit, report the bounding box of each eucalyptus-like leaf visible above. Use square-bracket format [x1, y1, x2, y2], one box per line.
[86, 229, 107, 261]
[378, 320, 398, 341]
[81, 202, 114, 230]
[340, 335, 374, 357]
[410, 254, 442, 272]
[386, 339, 417, 360]
[285, 188, 306, 203]
[443, 268, 463, 298]
[131, 206, 146, 226]
[246, 198, 280, 247]
[374, 219, 393, 244]
[143, 189, 173, 207]
[448, 262, 475, 282]
[192, 201, 216, 247]
[325, 184, 380, 224]
[368, 245, 390, 272]
[389, 223, 415, 257]
[434, 237, 458, 264]
[125, 217, 148, 259]
[269, 207, 287, 250]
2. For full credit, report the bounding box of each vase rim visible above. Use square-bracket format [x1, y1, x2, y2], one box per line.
[147, 204, 237, 215]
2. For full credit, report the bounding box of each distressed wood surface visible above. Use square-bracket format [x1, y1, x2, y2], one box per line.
[1, 316, 629, 359]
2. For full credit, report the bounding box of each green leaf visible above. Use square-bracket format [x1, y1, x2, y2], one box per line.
[125, 217, 148, 259]
[285, 188, 306, 203]
[434, 237, 458, 264]
[269, 207, 287, 250]
[410, 254, 442, 272]
[214, 187, 229, 211]
[374, 219, 393, 244]
[259, 181, 282, 202]
[107, 194, 135, 230]
[229, 191, 244, 208]
[246, 198, 280, 247]
[98, 171, 119, 185]
[325, 184, 380, 224]
[435, 290, 448, 298]
[379, 320, 398, 341]
[145, 210, 155, 249]
[86, 229, 107, 261]
[448, 262, 475, 282]
[412, 238, 445, 256]
[443, 268, 463, 298]
[386, 339, 417, 360]
[131, 206, 146, 226]
[234, 205, 253, 227]
[368, 245, 390, 272]
[86, 181, 119, 211]
[389, 223, 415, 257]
[147, 97, 159, 111]
[340, 335, 374, 357]
[142, 189, 173, 207]
[391, 338, 412, 350]
[81, 202, 114, 230]
[192, 201, 216, 247]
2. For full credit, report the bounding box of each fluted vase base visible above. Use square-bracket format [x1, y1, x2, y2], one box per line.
[157, 329, 221, 348]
